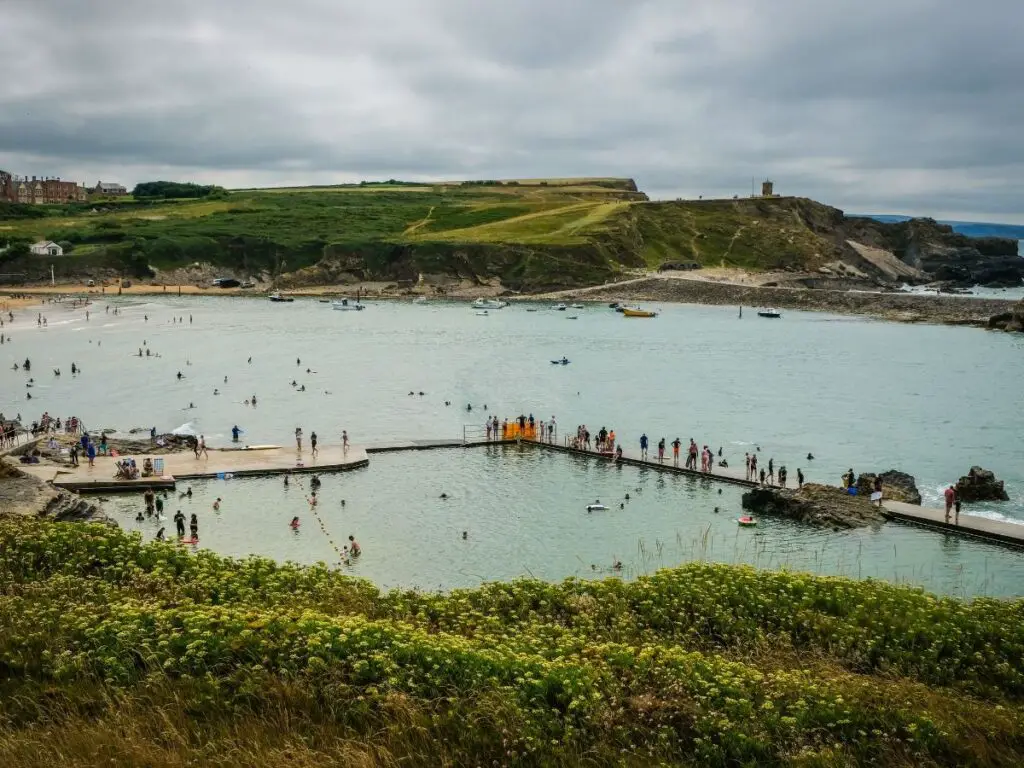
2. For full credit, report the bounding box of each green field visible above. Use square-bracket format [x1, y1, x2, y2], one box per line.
[0, 516, 1022, 766]
[0, 179, 846, 288]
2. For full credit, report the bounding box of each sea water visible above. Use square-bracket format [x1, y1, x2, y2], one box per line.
[4, 295, 1023, 594]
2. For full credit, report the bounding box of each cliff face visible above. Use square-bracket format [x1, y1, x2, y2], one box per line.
[630, 197, 1022, 287]
[846, 216, 1023, 287]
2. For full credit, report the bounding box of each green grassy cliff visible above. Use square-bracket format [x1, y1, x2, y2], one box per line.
[2, 179, 1013, 289]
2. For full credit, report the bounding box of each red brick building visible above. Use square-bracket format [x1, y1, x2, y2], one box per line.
[0, 175, 87, 204]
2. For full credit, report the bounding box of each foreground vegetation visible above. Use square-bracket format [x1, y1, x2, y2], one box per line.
[0, 178, 852, 288]
[1, 517, 1022, 766]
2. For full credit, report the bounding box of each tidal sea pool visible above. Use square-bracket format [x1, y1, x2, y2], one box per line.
[99, 445, 1024, 597]
[5, 294, 1024, 595]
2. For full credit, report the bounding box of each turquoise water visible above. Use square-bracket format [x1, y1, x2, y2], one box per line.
[4, 295, 1024, 595]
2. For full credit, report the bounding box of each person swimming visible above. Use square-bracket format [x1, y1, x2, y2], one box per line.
[213, 497, 221, 510]
[290, 516, 300, 529]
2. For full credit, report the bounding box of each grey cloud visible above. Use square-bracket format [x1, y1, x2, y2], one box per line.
[1, 0, 1022, 221]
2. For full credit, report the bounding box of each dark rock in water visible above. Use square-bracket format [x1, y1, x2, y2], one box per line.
[741, 483, 886, 528]
[856, 470, 922, 505]
[988, 299, 1024, 333]
[956, 466, 1009, 502]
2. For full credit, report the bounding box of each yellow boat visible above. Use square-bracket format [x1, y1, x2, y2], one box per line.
[622, 308, 658, 318]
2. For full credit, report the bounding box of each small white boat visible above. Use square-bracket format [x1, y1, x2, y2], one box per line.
[587, 503, 608, 512]
[554, 303, 567, 311]
[571, 303, 584, 309]
[471, 298, 508, 309]
[268, 293, 294, 303]
[475, 310, 489, 316]
[757, 308, 782, 318]
[332, 298, 365, 311]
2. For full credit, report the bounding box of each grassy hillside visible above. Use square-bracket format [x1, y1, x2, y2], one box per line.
[0, 517, 1022, 766]
[0, 180, 873, 288]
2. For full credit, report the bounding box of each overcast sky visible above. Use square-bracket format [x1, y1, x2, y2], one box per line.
[2, 0, 1022, 221]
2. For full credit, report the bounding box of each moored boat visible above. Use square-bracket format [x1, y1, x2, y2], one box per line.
[471, 298, 508, 309]
[622, 308, 657, 318]
[268, 293, 294, 303]
[757, 308, 782, 318]
[554, 303, 567, 311]
[332, 298, 365, 311]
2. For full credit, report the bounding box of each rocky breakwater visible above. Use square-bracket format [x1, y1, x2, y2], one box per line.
[856, 470, 922, 505]
[570, 276, 1021, 326]
[956, 466, 1009, 502]
[741, 483, 886, 529]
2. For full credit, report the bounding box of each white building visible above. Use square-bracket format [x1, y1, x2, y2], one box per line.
[30, 241, 63, 256]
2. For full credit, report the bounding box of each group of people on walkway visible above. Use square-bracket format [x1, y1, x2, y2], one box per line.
[746, 453, 798, 488]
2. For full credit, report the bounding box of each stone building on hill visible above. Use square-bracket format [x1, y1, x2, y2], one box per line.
[94, 181, 128, 196]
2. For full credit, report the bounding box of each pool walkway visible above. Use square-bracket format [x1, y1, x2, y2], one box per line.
[524, 439, 1024, 547]
[881, 500, 1024, 548]
[8, 434, 1023, 547]
[17, 444, 370, 493]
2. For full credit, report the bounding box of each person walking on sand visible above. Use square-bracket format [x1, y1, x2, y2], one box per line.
[342, 429, 349, 452]
[295, 427, 303, 452]
[797, 468, 804, 489]
[86, 439, 96, 467]
[944, 484, 956, 524]
[197, 435, 209, 458]
[310, 431, 318, 457]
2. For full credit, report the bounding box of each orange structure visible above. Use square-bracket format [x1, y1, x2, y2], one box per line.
[501, 421, 538, 440]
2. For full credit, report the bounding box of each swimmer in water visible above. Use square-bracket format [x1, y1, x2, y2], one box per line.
[290, 516, 300, 529]
[212, 497, 221, 511]
[307, 491, 317, 507]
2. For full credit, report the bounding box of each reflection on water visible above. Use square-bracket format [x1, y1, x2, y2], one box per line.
[101, 447, 1024, 597]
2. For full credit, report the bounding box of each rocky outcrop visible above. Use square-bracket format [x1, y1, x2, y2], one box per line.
[956, 466, 1009, 502]
[741, 483, 886, 529]
[988, 300, 1024, 333]
[0, 460, 110, 523]
[855, 470, 922, 505]
[847, 217, 1023, 288]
